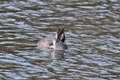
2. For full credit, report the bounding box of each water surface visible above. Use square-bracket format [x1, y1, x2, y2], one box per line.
[0, 0, 120, 80]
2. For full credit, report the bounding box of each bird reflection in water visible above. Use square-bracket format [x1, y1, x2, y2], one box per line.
[51, 50, 65, 60]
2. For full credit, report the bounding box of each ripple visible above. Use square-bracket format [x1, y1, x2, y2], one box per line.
[0, 0, 120, 79]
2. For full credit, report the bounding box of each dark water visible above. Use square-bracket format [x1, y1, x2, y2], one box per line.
[0, 0, 120, 80]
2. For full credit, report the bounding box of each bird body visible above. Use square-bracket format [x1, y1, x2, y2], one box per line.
[37, 28, 67, 50]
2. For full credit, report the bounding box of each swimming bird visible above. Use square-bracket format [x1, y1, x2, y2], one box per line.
[37, 28, 67, 50]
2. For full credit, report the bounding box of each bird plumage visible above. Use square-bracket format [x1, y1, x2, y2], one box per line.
[37, 28, 67, 50]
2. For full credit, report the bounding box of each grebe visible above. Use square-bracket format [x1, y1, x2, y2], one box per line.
[37, 28, 67, 50]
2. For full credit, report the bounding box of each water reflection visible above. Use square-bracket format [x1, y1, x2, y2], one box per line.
[51, 50, 65, 60]
[0, 0, 120, 79]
